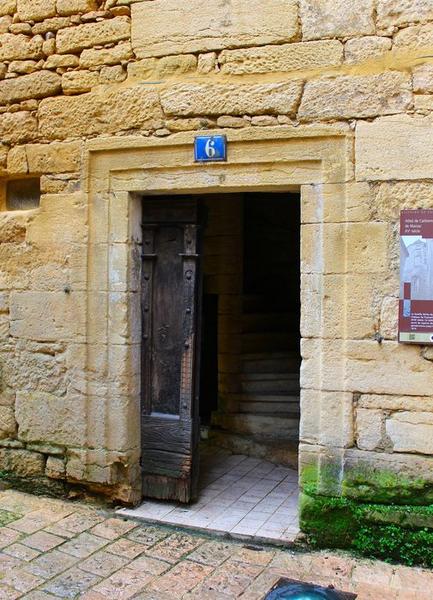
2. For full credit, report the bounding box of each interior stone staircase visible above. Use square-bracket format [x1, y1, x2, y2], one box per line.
[211, 295, 301, 467]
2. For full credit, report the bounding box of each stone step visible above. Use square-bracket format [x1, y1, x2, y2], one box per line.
[208, 430, 299, 469]
[213, 412, 299, 438]
[240, 398, 300, 415]
[242, 312, 297, 333]
[241, 352, 301, 374]
[241, 376, 300, 394]
[241, 332, 296, 353]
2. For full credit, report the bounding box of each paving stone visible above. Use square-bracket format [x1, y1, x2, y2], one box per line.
[42, 567, 101, 599]
[3, 543, 40, 561]
[0, 585, 22, 600]
[128, 554, 170, 575]
[22, 531, 65, 552]
[233, 546, 275, 566]
[188, 541, 235, 566]
[92, 566, 153, 600]
[89, 517, 137, 540]
[0, 527, 22, 549]
[148, 560, 213, 595]
[79, 550, 129, 577]
[52, 512, 105, 534]
[146, 532, 205, 564]
[0, 567, 44, 593]
[105, 538, 147, 559]
[200, 559, 264, 596]
[126, 525, 170, 548]
[20, 592, 63, 600]
[58, 532, 108, 558]
[24, 549, 78, 579]
[0, 553, 24, 570]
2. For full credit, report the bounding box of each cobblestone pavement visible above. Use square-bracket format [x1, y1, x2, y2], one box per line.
[0, 490, 432, 600]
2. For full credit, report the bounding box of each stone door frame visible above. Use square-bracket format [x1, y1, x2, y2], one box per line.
[82, 124, 354, 503]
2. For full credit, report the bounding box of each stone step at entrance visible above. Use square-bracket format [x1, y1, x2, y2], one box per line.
[241, 352, 301, 374]
[239, 394, 300, 415]
[241, 373, 300, 394]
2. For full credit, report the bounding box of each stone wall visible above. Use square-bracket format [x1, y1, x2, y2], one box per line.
[0, 0, 432, 527]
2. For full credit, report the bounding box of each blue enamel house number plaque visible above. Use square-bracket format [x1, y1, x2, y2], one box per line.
[194, 135, 227, 162]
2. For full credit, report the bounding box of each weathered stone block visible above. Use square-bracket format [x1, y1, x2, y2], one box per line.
[0, 33, 43, 61]
[46, 456, 65, 479]
[57, 0, 97, 16]
[220, 40, 343, 75]
[414, 94, 433, 112]
[8, 60, 41, 75]
[0, 15, 11, 34]
[299, 72, 411, 120]
[131, 0, 299, 58]
[378, 0, 433, 30]
[302, 222, 388, 274]
[0, 405, 15, 439]
[319, 391, 354, 448]
[0, 111, 37, 144]
[356, 115, 433, 181]
[38, 85, 161, 139]
[0, 1, 16, 16]
[356, 408, 386, 451]
[0, 449, 45, 476]
[197, 52, 216, 74]
[161, 82, 303, 117]
[7, 145, 27, 174]
[394, 23, 433, 49]
[62, 70, 99, 95]
[56, 16, 130, 54]
[26, 193, 86, 247]
[386, 412, 433, 454]
[99, 65, 126, 85]
[374, 181, 433, 220]
[300, 0, 375, 40]
[79, 41, 132, 68]
[16, 391, 86, 446]
[301, 182, 371, 224]
[359, 394, 433, 412]
[344, 36, 392, 65]
[10, 291, 86, 342]
[32, 17, 71, 35]
[413, 64, 433, 94]
[0, 292, 8, 312]
[24, 141, 82, 174]
[344, 448, 433, 503]
[17, 0, 55, 21]
[0, 70, 61, 105]
[380, 296, 398, 340]
[300, 389, 320, 444]
[44, 54, 79, 69]
[343, 341, 433, 395]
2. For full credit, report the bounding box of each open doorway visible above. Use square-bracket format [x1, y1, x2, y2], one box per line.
[199, 192, 301, 469]
[125, 192, 301, 543]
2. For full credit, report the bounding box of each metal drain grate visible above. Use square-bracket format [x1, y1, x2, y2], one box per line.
[263, 578, 357, 599]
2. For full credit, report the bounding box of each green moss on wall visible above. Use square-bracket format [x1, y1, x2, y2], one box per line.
[343, 466, 433, 505]
[300, 492, 433, 567]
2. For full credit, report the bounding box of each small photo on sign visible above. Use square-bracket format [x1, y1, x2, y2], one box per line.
[399, 209, 433, 344]
[194, 135, 227, 162]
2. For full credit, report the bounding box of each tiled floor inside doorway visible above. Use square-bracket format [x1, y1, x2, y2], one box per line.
[119, 445, 300, 544]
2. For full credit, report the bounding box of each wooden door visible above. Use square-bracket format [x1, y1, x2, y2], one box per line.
[141, 197, 201, 503]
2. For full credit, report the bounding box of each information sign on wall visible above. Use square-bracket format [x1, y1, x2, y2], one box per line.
[399, 209, 433, 343]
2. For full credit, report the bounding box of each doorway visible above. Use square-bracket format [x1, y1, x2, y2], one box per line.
[134, 191, 301, 541]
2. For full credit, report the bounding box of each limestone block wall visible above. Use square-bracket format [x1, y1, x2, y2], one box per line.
[0, 0, 432, 510]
